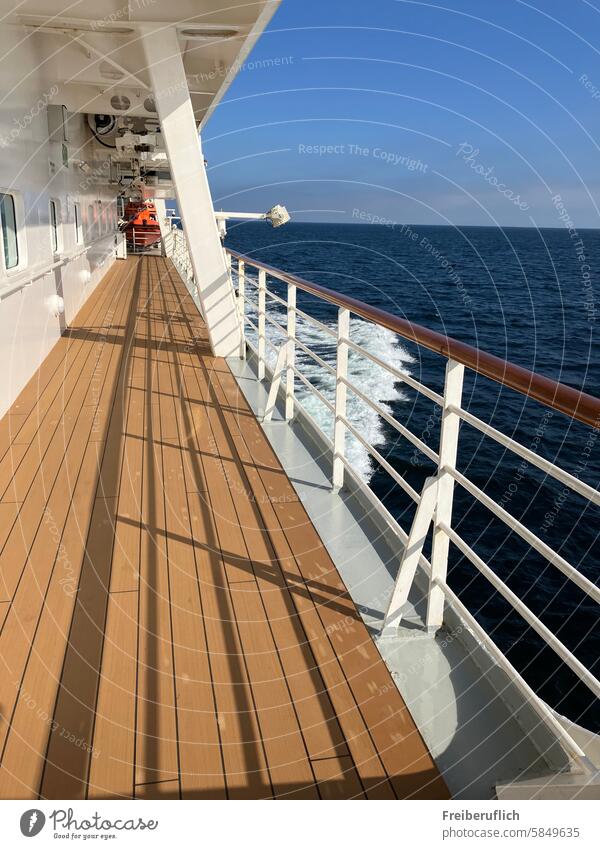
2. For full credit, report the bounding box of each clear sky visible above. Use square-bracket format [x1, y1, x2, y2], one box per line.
[202, 0, 600, 229]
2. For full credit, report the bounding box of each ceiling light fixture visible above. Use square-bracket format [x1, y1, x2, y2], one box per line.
[179, 27, 239, 40]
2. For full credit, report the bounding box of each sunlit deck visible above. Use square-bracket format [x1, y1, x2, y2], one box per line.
[0, 256, 447, 800]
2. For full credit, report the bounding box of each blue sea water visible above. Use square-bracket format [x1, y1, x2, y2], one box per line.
[222, 221, 599, 732]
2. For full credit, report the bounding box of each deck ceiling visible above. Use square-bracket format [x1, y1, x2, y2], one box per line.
[3, 1, 281, 125]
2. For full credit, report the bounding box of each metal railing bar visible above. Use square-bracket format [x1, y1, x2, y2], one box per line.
[265, 337, 280, 354]
[243, 278, 286, 307]
[341, 377, 439, 464]
[447, 466, 600, 605]
[293, 367, 335, 413]
[243, 322, 279, 355]
[256, 339, 593, 761]
[247, 288, 336, 340]
[264, 288, 287, 307]
[338, 455, 434, 578]
[244, 314, 259, 333]
[264, 313, 288, 335]
[433, 575, 587, 762]
[345, 338, 444, 405]
[0, 232, 118, 302]
[283, 391, 335, 452]
[245, 316, 281, 353]
[293, 337, 337, 376]
[226, 248, 600, 428]
[293, 304, 338, 338]
[245, 321, 336, 378]
[341, 417, 421, 504]
[449, 403, 600, 508]
[439, 520, 600, 699]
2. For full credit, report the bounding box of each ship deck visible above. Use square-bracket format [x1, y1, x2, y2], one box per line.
[0, 256, 447, 800]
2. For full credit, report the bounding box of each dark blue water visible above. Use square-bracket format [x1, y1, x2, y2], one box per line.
[223, 221, 599, 732]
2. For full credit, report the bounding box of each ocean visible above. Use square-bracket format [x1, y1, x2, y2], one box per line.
[222, 221, 599, 732]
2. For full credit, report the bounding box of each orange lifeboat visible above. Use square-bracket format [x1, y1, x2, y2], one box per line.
[120, 200, 162, 250]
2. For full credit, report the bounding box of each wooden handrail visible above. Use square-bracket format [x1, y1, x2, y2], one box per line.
[226, 248, 600, 428]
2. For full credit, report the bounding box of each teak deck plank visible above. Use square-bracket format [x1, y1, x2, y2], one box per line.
[87, 590, 138, 799]
[0, 255, 448, 800]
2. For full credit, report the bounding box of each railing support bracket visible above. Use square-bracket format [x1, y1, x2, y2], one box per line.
[381, 475, 439, 637]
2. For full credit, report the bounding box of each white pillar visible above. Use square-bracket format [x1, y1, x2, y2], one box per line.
[141, 26, 242, 357]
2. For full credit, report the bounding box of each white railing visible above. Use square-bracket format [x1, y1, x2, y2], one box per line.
[165, 230, 600, 771]
[170, 226, 199, 307]
[126, 226, 162, 254]
[223, 247, 600, 773]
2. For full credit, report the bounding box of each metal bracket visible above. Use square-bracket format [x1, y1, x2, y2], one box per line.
[380, 475, 439, 637]
[261, 343, 288, 423]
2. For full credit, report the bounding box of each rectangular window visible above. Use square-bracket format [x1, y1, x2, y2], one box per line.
[50, 199, 59, 253]
[0, 193, 19, 269]
[74, 202, 82, 244]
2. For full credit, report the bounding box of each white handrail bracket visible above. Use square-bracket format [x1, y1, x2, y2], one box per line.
[381, 475, 439, 637]
[262, 344, 287, 423]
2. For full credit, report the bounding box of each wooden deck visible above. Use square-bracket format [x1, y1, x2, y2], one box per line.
[0, 256, 448, 800]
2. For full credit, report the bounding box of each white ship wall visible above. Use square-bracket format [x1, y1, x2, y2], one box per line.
[0, 25, 120, 418]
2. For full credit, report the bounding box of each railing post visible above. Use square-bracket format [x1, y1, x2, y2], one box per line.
[427, 358, 464, 631]
[237, 259, 246, 359]
[333, 308, 350, 489]
[258, 268, 266, 380]
[286, 283, 296, 420]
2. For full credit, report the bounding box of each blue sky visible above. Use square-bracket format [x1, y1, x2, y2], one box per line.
[203, 0, 600, 228]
